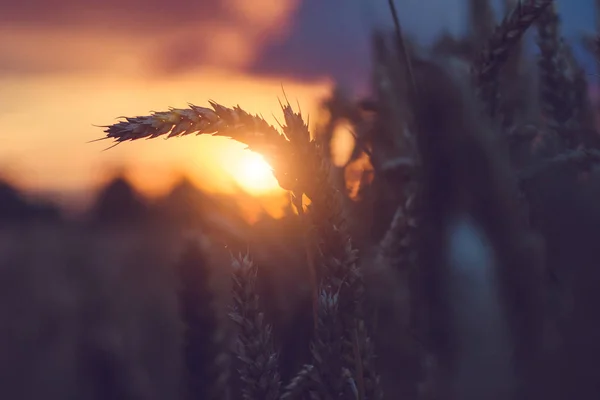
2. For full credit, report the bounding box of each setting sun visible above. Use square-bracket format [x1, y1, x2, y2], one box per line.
[229, 150, 281, 195]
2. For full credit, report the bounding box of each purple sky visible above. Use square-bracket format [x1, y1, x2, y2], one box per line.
[246, 0, 597, 85]
[0, 0, 595, 84]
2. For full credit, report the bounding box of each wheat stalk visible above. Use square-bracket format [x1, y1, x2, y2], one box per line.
[468, 0, 496, 47]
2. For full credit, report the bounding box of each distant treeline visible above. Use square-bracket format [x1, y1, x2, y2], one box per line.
[0, 176, 257, 228]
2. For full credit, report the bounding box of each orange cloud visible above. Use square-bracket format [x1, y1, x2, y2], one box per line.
[0, 0, 300, 76]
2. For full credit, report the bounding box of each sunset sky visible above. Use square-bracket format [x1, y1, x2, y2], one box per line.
[0, 0, 595, 208]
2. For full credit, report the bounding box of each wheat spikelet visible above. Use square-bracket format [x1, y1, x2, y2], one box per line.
[100, 102, 300, 192]
[102, 102, 282, 145]
[309, 145, 382, 400]
[277, 101, 318, 201]
[309, 286, 347, 398]
[276, 102, 360, 283]
[535, 1, 576, 147]
[278, 102, 382, 399]
[279, 364, 318, 400]
[497, 0, 528, 129]
[374, 202, 416, 331]
[282, 104, 359, 291]
[176, 237, 231, 400]
[377, 184, 419, 278]
[474, 0, 552, 84]
[229, 253, 281, 400]
[472, 0, 552, 115]
[306, 145, 363, 310]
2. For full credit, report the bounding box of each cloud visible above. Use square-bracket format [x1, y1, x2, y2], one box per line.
[0, 0, 468, 81]
[0, 0, 225, 29]
[0, 0, 300, 75]
[0, 0, 595, 83]
[245, 0, 597, 86]
[150, 0, 300, 72]
[246, 0, 467, 85]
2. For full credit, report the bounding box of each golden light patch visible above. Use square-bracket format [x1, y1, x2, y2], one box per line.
[224, 149, 281, 195]
[331, 121, 356, 166]
[0, 66, 332, 211]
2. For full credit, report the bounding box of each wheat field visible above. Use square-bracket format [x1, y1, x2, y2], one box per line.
[3, 0, 600, 399]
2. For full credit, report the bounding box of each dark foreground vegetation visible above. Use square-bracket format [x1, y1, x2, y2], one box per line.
[4, 0, 600, 399]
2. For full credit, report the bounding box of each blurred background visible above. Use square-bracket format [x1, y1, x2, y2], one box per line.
[2, 1, 600, 399]
[0, 0, 595, 220]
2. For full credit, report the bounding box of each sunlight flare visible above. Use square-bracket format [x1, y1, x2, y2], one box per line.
[229, 150, 280, 195]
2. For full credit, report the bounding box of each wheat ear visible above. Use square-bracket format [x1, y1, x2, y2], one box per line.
[279, 364, 318, 400]
[101, 99, 382, 397]
[99, 102, 301, 192]
[535, 2, 576, 147]
[278, 104, 382, 399]
[472, 0, 553, 115]
[309, 286, 348, 398]
[229, 253, 281, 400]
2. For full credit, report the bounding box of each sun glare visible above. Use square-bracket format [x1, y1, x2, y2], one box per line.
[231, 151, 280, 195]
